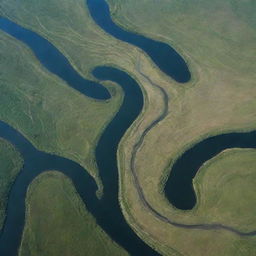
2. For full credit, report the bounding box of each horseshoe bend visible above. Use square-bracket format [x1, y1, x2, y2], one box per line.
[0, 0, 256, 255]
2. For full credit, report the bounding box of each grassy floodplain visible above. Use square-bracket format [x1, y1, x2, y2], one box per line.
[0, 138, 23, 229]
[1, 0, 256, 255]
[19, 171, 128, 256]
[107, 0, 256, 255]
[0, 0, 165, 254]
[0, 0, 170, 183]
[194, 148, 256, 231]
[0, 31, 122, 183]
[1, 0, 135, 183]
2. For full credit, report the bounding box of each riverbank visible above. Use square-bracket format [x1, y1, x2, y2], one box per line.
[193, 148, 256, 231]
[110, 0, 256, 255]
[1, 0, 256, 255]
[19, 171, 128, 256]
[0, 29, 121, 188]
[0, 139, 23, 229]
[0, 0, 169, 192]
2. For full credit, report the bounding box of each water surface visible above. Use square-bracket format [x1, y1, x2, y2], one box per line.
[87, 0, 191, 83]
[165, 131, 256, 210]
[1, 4, 255, 256]
[0, 17, 110, 100]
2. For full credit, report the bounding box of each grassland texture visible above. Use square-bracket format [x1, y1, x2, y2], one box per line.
[0, 31, 121, 183]
[1, 0, 256, 255]
[19, 171, 128, 256]
[0, 0, 170, 188]
[0, 0, 172, 253]
[0, 0, 167, 188]
[193, 148, 256, 231]
[0, 138, 23, 229]
[108, 0, 256, 255]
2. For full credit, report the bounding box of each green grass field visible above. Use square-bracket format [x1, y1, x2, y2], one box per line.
[0, 0, 169, 193]
[194, 148, 256, 232]
[1, 0, 256, 255]
[0, 0, 162, 188]
[19, 171, 128, 256]
[0, 31, 122, 184]
[108, 0, 256, 255]
[0, 138, 23, 229]
[0, 0, 161, 254]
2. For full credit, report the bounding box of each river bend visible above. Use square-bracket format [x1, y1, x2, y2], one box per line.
[0, 2, 256, 256]
[87, 0, 191, 83]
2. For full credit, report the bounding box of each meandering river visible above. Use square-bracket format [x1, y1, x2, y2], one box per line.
[0, 17, 110, 100]
[0, 1, 255, 255]
[0, 59, 159, 255]
[165, 131, 256, 210]
[87, 0, 191, 83]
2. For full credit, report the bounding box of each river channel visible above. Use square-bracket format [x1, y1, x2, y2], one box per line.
[0, 1, 255, 255]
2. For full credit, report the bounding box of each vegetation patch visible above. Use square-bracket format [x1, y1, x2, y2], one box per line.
[110, 0, 256, 255]
[0, 138, 23, 229]
[1, 0, 256, 255]
[0, 31, 121, 183]
[194, 148, 256, 232]
[19, 171, 128, 256]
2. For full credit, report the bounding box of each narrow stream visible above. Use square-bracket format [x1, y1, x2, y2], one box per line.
[1, 1, 255, 255]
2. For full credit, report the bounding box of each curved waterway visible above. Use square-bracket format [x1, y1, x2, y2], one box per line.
[0, 16, 161, 256]
[131, 59, 256, 236]
[165, 131, 256, 210]
[0, 17, 110, 100]
[87, 0, 191, 83]
[0, 65, 159, 256]
[1, 5, 256, 256]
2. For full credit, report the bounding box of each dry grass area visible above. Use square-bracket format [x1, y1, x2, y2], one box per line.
[19, 171, 128, 256]
[110, 0, 256, 255]
[194, 148, 256, 231]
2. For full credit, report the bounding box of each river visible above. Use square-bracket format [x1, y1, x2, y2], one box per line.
[0, 1, 255, 255]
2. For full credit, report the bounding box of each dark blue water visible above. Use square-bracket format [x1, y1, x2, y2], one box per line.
[87, 0, 191, 83]
[0, 16, 162, 255]
[0, 17, 110, 100]
[1, 4, 255, 256]
[0, 121, 98, 256]
[165, 131, 256, 210]
[0, 66, 160, 256]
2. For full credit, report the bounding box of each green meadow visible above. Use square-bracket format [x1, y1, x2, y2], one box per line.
[0, 0, 256, 255]
[19, 171, 128, 256]
[0, 31, 121, 184]
[194, 148, 256, 232]
[109, 0, 256, 255]
[0, 139, 23, 229]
